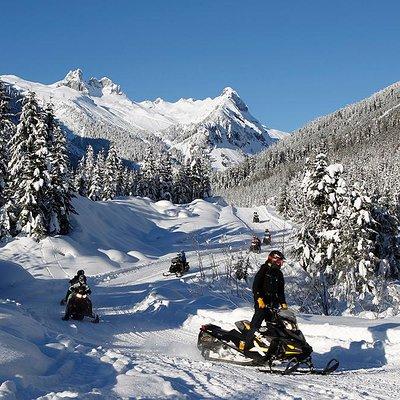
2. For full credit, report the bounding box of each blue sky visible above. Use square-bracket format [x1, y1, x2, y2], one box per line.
[1, 0, 400, 131]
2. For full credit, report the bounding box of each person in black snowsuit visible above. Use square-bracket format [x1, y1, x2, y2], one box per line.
[244, 250, 288, 361]
[253, 212, 260, 223]
[61, 270, 87, 304]
[62, 274, 93, 320]
[177, 250, 187, 264]
[250, 235, 261, 252]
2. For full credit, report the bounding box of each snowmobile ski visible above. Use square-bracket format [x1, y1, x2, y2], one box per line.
[259, 358, 339, 375]
[163, 272, 184, 277]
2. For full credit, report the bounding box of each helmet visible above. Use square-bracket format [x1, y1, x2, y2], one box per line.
[77, 269, 85, 276]
[267, 250, 285, 267]
[268, 250, 285, 259]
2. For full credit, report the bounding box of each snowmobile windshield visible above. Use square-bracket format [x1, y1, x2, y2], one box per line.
[278, 309, 297, 325]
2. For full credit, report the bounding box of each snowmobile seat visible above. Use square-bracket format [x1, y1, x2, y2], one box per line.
[235, 320, 251, 333]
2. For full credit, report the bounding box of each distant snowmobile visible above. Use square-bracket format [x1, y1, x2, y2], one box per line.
[263, 229, 271, 245]
[197, 308, 339, 375]
[250, 236, 261, 253]
[164, 254, 190, 277]
[62, 282, 99, 323]
[253, 212, 260, 223]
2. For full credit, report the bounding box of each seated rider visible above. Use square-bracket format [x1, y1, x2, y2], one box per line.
[244, 250, 287, 361]
[62, 274, 92, 320]
[252, 235, 261, 246]
[62, 269, 87, 304]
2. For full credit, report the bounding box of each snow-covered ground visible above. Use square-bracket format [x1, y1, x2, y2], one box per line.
[0, 197, 399, 399]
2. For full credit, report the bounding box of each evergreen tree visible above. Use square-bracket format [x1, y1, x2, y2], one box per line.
[372, 195, 400, 279]
[139, 149, 158, 199]
[297, 153, 346, 314]
[0, 81, 14, 206]
[335, 183, 377, 311]
[115, 158, 125, 197]
[102, 145, 119, 200]
[88, 148, 105, 201]
[8, 92, 49, 239]
[173, 162, 192, 203]
[190, 156, 211, 200]
[157, 151, 173, 201]
[73, 156, 87, 196]
[0, 81, 14, 239]
[43, 104, 74, 234]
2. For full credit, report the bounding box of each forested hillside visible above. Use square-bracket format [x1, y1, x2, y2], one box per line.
[214, 81, 400, 205]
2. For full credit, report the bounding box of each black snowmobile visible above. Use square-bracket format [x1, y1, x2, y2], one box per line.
[249, 238, 261, 253]
[164, 256, 190, 277]
[197, 308, 339, 375]
[253, 213, 260, 223]
[63, 285, 99, 323]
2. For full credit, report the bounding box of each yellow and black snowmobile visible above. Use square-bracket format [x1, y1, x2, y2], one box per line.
[197, 308, 339, 375]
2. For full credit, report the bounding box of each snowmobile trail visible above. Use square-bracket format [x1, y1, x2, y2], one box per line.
[1, 197, 399, 399]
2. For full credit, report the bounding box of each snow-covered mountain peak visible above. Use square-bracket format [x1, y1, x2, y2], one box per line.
[154, 97, 164, 104]
[59, 68, 86, 92]
[221, 86, 237, 97]
[56, 69, 123, 97]
[219, 86, 248, 112]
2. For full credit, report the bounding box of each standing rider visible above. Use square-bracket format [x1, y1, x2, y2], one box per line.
[177, 250, 187, 264]
[244, 250, 288, 360]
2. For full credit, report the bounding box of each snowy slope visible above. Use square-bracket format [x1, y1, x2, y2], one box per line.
[0, 70, 285, 170]
[0, 197, 399, 399]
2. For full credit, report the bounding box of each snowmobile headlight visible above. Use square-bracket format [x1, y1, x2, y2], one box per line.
[283, 320, 295, 330]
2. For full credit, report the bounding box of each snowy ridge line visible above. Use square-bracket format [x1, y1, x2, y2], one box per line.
[0, 72, 286, 171]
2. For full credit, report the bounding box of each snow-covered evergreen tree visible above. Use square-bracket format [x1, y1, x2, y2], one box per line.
[43, 104, 74, 234]
[190, 156, 211, 200]
[0, 81, 14, 238]
[115, 158, 125, 197]
[173, 162, 193, 203]
[157, 151, 173, 201]
[372, 195, 400, 279]
[88, 148, 105, 201]
[73, 156, 87, 196]
[139, 149, 158, 199]
[102, 145, 119, 201]
[297, 153, 346, 314]
[334, 183, 378, 311]
[8, 92, 49, 239]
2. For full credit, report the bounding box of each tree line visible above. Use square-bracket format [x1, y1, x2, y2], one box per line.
[73, 145, 211, 204]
